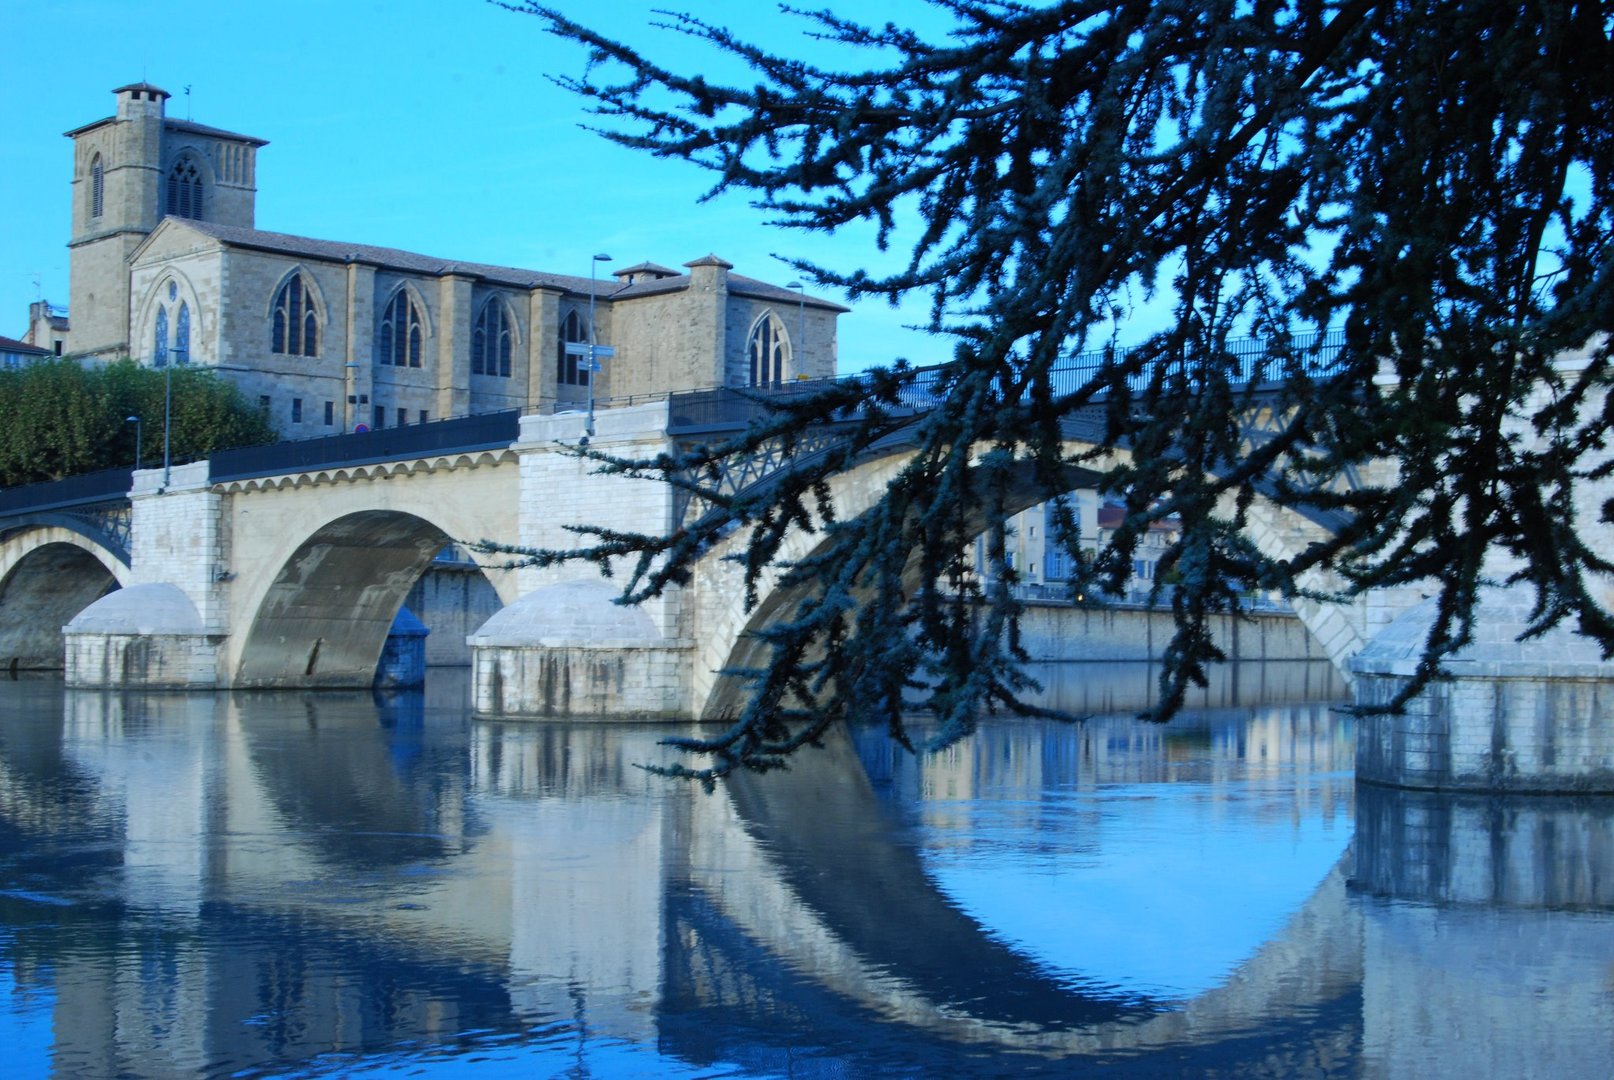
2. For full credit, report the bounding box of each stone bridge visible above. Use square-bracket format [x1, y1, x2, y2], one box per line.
[0, 391, 1375, 705]
[2, 361, 1610, 792]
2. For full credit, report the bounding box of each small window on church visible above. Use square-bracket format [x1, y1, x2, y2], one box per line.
[90, 155, 104, 219]
[166, 158, 204, 220]
[378, 292, 424, 368]
[271, 275, 319, 357]
[556, 310, 590, 387]
[748, 311, 790, 387]
[472, 297, 514, 377]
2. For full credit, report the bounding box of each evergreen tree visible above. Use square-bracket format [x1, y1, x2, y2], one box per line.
[506, 0, 1614, 779]
[0, 359, 275, 486]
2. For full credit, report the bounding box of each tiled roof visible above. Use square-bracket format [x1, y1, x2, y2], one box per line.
[165, 118, 268, 147]
[0, 335, 51, 356]
[64, 112, 268, 146]
[174, 220, 849, 310]
[179, 220, 601, 294]
[613, 261, 680, 279]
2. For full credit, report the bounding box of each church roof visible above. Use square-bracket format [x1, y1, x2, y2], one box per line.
[173, 220, 849, 310]
[178, 220, 608, 295]
[63, 114, 267, 145]
[164, 118, 269, 146]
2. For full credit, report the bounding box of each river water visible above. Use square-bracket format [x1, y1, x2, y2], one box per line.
[0, 667, 1611, 1078]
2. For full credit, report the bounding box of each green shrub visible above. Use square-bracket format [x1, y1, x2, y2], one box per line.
[0, 359, 275, 486]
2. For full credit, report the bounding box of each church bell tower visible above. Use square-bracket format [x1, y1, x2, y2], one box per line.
[62, 83, 265, 359]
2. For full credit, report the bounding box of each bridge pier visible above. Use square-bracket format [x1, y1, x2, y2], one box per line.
[468, 405, 697, 718]
[65, 463, 230, 689]
[1353, 583, 1614, 793]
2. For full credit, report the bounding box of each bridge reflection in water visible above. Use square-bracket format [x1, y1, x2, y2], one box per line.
[0, 673, 1608, 1077]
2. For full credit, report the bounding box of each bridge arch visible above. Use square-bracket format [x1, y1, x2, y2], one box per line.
[232, 509, 509, 688]
[0, 525, 130, 671]
[691, 439, 1363, 719]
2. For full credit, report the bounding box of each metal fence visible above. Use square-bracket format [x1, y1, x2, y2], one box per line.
[0, 466, 134, 518]
[1011, 580, 1295, 615]
[209, 409, 521, 483]
[667, 329, 1348, 436]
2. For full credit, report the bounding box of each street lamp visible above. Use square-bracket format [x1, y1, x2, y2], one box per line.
[786, 281, 806, 375]
[126, 415, 141, 471]
[567, 253, 614, 445]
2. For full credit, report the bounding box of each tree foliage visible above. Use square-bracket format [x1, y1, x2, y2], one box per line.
[0, 359, 275, 486]
[508, 0, 1614, 779]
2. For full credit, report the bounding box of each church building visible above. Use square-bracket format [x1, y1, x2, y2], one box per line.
[40, 82, 845, 434]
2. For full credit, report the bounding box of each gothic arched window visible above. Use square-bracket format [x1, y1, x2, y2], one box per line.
[90, 155, 104, 219]
[555, 310, 590, 387]
[166, 158, 204, 220]
[378, 292, 424, 367]
[472, 298, 513, 377]
[748, 311, 790, 387]
[271, 275, 319, 357]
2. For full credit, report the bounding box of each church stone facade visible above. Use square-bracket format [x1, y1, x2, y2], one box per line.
[51, 83, 845, 435]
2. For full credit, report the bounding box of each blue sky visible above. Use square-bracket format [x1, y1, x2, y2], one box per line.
[0, 0, 954, 370]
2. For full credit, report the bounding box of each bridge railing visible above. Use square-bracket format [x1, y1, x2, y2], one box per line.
[0, 466, 134, 518]
[667, 329, 1348, 436]
[209, 409, 521, 483]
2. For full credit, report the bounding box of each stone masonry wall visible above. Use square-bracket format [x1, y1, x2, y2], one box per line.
[515, 404, 684, 638]
[128, 461, 228, 631]
[1356, 671, 1614, 793]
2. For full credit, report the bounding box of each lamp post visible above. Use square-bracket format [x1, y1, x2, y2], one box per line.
[575, 253, 613, 445]
[162, 342, 189, 489]
[786, 281, 805, 376]
[126, 415, 141, 471]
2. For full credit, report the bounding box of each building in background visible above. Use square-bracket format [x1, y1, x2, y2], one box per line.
[36, 82, 845, 435]
[0, 334, 52, 370]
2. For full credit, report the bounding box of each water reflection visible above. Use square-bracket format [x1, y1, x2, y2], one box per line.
[1352, 785, 1614, 1079]
[1025, 657, 1349, 715]
[0, 674, 1608, 1077]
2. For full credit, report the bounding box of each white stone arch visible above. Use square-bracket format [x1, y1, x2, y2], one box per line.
[229, 503, 515, 688]
[375, 280, 435, 367]
[689, 438, 1364, 719]
[264, 264, 331, 357]
[0, 525, 130, 671]
[132, 270, 204, 366]
[0, 525, 130, 591]
[746, 308, 793, 386]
